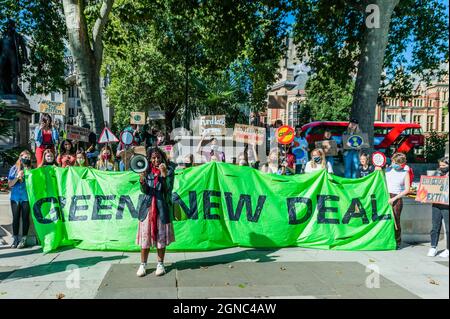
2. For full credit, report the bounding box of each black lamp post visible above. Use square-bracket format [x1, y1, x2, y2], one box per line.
[183, 30, 191, 130]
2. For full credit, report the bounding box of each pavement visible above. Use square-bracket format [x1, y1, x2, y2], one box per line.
[0, 193, 448, 299]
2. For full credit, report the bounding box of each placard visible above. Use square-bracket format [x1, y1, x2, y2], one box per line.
[65, 125, 90, 143]
[199, 115, 226, 136]
[343, 133, 369, 150]
[130, 112, 145, 124]
[148, 110, 165, 120]
[233, 124, 266, 146]
[39, 100, 66, 116]
[315, 140, 338, 156]
[415, 176, 449, 205]
[276, 125, 295, 145]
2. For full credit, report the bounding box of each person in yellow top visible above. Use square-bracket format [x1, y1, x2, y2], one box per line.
[96, 145, 118, 171]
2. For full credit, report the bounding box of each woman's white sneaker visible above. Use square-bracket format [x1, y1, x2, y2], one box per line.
[155, 262, 166, 276]
[438, 249, 449, 258]
[427, 248, 437, 257]
[136, 263, 147, 277]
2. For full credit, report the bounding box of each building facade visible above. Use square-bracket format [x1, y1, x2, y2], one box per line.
[263, 37, 309, 127]
[375, 72, 449, 133]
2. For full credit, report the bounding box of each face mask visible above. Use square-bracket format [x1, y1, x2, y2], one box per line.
[77, 159, 85, 165]
[21, 158, 31, 166]
[439, 166, 449, 174]
[392, 163, 401, 170]
[313, 156, 321, 164]
[102, 154, 111, 160]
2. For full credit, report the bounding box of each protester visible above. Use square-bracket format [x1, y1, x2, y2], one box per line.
[7, 150, 32, 248]
[34, 113, 59, 167]
[96, 145, 117, 171]
[82, 124, 99, 167]
[75, 149, 88, 167]
[280, 146, 296, 175]
[56, 139, 76, 168]
[343, 118, 361, 178]
[292, 125, 309, 174]
[322, 129, 335, 167]
[39, 149, 56, 167]
[237, 144, 260, 169]
[141, 125, 157, 149]
[196, 135, 225, 163]
[304, 148, 333, 174]
[260, 148, 282, 174]
[136, 147, 175, 277]
[427, 157, 449, 258]
[176, 154, 194, 169]
[357, 152, 375, 178]
[385, 152, 411, 249]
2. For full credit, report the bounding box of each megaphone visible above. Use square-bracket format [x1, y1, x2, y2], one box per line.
[130, 154, 148, 173]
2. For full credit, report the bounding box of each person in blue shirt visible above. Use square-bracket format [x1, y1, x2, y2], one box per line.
[7, 150, 32, 249]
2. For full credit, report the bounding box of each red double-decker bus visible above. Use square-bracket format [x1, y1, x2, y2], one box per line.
[302, 121, 425, 162]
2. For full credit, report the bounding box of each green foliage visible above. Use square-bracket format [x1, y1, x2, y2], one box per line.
[425, 130, 448, 163]
[0, 0, 67, 94]
[291, 0, 449, 100]
[305, 69, 354, 121]
[104, 0, 289, 130]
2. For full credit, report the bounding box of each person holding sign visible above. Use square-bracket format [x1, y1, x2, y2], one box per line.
[292, 125, 309, 174]
[343, 119, 361, 178]
[304, 148, 333, 174]
[136, 147, 175, 277]
[322, 129, 335, 167]
[75, 149, 88, 167]
[428, 157, 449, 258]
[7, 151, 32, 249]
[34, 113, 59, 167]
[196, 135, 225, 163]
[56, 139, 76, 168]
[385, 152, 411, 249]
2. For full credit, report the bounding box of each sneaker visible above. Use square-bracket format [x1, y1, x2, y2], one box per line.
[427, 248, 438, 257]
[17, 237, 27, 249]
[10, 236, 19, 249]
[136, 263, 147, 277]
[438, 249, 449, 258]
[155, 262, 166, 276]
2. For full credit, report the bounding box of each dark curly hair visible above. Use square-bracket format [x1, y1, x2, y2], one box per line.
[146, 147, 169, 171]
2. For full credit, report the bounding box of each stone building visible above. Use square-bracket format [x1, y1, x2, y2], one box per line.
[375, 69, 449, 133]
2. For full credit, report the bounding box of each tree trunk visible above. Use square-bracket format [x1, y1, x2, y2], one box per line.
[351, 0, 400, 149]
[62, 0, 113, 134]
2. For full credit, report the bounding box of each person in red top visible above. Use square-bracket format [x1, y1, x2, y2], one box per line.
[56, 139, 76, 168]
[34, 113, 59, 166]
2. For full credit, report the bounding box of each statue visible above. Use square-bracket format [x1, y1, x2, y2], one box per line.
[0, 20, 29, 97]
[76, 111, 85, 127]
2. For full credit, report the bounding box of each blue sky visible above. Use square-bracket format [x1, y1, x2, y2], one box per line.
[285, 0, 449, 65]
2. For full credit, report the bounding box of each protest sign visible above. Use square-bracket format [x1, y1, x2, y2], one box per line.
[130, 112, 146, 125]
[39, 100, 66, 116]
[315, 140, 338, 156]
[66, 125, 90, 143]
[148, 110, 165, 120]
[26, 163, 395, 253]
[200, 115, 226, 136]
[415, 175, 449, 205]
[233, 124, 265, 146]
[343, 133, 369, 150]
[276, 125, 295, 145]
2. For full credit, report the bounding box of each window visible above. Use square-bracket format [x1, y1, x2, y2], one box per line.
[386, 115, 392, 122]
[400, 115, 406, 122]
[69, 108, 74, 117]
[50, 92, 55, 101]
[442, 114, 446, 132]
[374, 127, 393, 135]
[427, 115, 434, 131]
[413, 115, 421, 124]
[429, 100, 433, 107]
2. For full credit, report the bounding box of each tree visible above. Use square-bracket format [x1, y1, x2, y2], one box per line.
[62, 0, 114, 134]
[292, 0, 448, 148]
[0, 0, 67, 94]
[305, 68, 354, 121]
[104, 0, 289, 131]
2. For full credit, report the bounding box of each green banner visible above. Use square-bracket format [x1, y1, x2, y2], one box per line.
[25, 163, 396, 253]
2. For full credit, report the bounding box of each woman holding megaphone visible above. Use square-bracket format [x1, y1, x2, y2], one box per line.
[136, 147, 175, 277]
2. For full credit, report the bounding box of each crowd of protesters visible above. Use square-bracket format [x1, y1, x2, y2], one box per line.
[5, 113, 448, 272]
